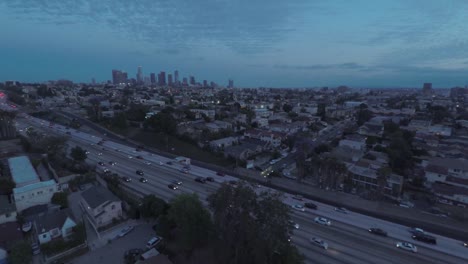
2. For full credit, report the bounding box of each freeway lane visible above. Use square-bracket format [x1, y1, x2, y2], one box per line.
[14, 115, 468, 264]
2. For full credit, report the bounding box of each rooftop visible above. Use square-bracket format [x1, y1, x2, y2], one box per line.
[81, 186, 120, 209]
[8, 156, 39, 187]
[13, 180, 56, 195]
[34, 209, 75, 234]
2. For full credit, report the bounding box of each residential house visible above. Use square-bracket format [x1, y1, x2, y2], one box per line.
[358, 122, 384, 138]
[339, 134, 367, 151]
[209, 137, 239, 151]
[80, 186, 123, 229]
[8, 156, 59, 212]
[34, 209, 76, 244]
[190, 109, 215, 119]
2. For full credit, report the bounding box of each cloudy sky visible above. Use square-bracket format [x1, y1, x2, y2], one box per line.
[1, 0, 468, 88]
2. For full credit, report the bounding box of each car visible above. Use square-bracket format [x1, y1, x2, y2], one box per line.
[205, 177, 214, 182]
[118, 226, 134, 238]
[314, 217, 331, 226]
[79, 185, 86, 191]
[136, 155, 143, 159]
[146, 236, 162, 249]
[98, 161, 105, 166]
[195, 177, 206, 183]
[292, 195, 303, 201]
[166, 161, 173, 165]
[291, 204, 305, 212]
[97, 152, 103, 156]
[109, 161, 116, 165]
[124, 248, 143, 259]
[144, 161, 151, 165]
[122, 177, 132, 182]
[103, 168, 110, 173]
[31, 242, 41, 255]
[173, 180, 182, 185]
[85, 150, 90, 154]
[412, 233, 437, 244]
[65, 131, 71, 135]
[180, 168, 189, 174]
[216, 172, 225, 176]
[396, 242, 417, 253]
[168, 184, 178, 190]
[158, 161, 163, 165]
[368, 228, 388, 237]
[334, 207, 348, 214]
[128, 155, 133, 159]
[304, 202, 317, 210]
[136, 170, 144, 176]
[139, 177, 148, 183]
[310, 237, 328, 250]
[464, 241, 468, 247]
[288, 220, 299, 229]
[408, 227, 425, 235]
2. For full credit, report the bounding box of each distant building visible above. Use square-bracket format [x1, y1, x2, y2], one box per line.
[203, 80, 208, 87]
[150, 73, 156, 84]
[158, 71, 166, 86]
[174, 70, 179, 83]
[422, 82, 433, 96]
[168, 74, 173, 86]
[8, 156, 59, 212]
[182, 77, 188, 86]
[137, 66, 143, 84]
[228, 79, 234, 88]
[189, 76, 195, 85]
[34, 209, 76, 244]
[112, 70, 127, 84]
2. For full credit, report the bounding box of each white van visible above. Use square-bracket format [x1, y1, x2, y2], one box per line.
[146, 236, 161, 249]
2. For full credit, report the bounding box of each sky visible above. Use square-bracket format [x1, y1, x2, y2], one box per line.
[1, 0, 468, 88]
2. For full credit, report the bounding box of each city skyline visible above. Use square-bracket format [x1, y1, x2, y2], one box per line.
[2, 1, 468, 88]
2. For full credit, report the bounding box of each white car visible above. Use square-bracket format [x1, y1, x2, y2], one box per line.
[144, 161, 151, 165]
[314, 217, 331, 226]
[310, 237, 328, 250]
[118, 226, 134, 238]
[128, 155, 133, 159]
[97, 152, 103, 156]
[396, 242, 417, 253]
[291, 204, 305, 212]
[334, 207, 348, 214]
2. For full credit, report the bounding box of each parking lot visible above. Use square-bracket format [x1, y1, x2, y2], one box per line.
[69, 222, 156, 264]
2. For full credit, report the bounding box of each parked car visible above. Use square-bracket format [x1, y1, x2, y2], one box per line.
[368, 228, 388, 237]
[124, 248, 143, 260]
[310, 237, 328, 250]
[118, 226, 134, 238]
[304, 203, 317, 210]
[205, 177, 214, 182]
[396, 242, 417, 253]
[314, 217, 331, 226]
[146, 237, 162, 249]
[136, 170, 144, 176]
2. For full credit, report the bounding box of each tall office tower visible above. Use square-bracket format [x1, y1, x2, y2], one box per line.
[112, 69, 121, 84]
[122, 72, 128, 83]
[182, 77, 188, 86]
[158, 71, 166, 86]
[228, 79, 234, 88]
[189, 76, 195, 85]
[203, 80, 208, 87]
[137, 66, 143, 83]
[174, 70, 179, 83]
[150, 73, 156, 84]
[91, 78, 96, 85]
[168, 74, 173, 86]
[422, 83, 433, 96]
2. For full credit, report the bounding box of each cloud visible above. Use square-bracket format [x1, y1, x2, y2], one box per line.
[274, 62, 371, 71]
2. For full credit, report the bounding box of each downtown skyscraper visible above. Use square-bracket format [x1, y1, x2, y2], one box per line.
[174, 70, 179, 84]
[136, 66, 143, 84]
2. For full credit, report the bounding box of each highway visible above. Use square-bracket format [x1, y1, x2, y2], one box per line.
[9, 109, 468, 264]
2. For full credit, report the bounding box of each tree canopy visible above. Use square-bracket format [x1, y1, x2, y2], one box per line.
[8, 241, 32, 264]
[51, 192, 69, 208]
[70, 146, 87, 162]
[140, 195, 168, 219]
[208, 183, 304, 264]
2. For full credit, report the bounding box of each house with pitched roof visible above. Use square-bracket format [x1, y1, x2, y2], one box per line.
[34, 209, 76, 244]
[80, 186, 122, 229]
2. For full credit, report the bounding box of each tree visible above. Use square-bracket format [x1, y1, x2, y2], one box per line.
[70, 146, 87, 162]
[144, 112, 177, 134]
[208, 183, 304, 264]
[140, 195, 168, 219]
[314, 144, 331, 154]
[0, 178, 15, 194]
[168, 193, 213, 253]
[356, 104, 373, 126]
[282, 104, 293, 113]
[8, 241, 32, 264]
[51, 192, 68, 208]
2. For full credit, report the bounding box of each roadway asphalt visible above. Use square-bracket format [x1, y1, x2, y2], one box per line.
[14, 114, 468, 264]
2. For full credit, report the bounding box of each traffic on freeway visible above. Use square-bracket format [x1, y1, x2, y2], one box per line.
[13, 113, 468, 264]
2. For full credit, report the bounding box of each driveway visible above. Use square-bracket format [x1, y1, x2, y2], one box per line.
[68, 222, 155, 264]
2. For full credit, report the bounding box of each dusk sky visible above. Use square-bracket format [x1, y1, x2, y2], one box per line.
[2, 0, 468, 88]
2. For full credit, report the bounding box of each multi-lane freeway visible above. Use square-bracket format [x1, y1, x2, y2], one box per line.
[9, 108, 468, 264]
